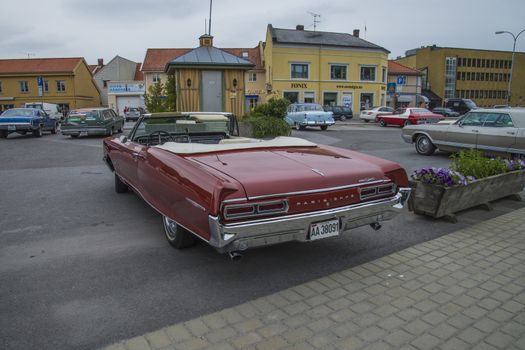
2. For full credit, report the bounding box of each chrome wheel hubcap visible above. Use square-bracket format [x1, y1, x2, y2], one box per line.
[418, 138, 429, 152]
[163, 217, 178, 240]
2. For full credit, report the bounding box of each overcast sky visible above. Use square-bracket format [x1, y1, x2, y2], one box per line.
[2, 0, 524, 64]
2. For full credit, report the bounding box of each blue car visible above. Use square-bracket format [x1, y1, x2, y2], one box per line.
[285, 103, 335, 131]
[0, 108, 59, 138]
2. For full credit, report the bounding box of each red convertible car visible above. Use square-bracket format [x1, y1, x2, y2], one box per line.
[103, 112, 411, 259]
[377, 108, 444, 127]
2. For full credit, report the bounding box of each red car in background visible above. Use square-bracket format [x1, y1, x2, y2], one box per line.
[377, 108, 444, 127]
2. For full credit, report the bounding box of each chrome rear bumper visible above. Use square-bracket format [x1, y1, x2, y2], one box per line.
[208, 188, 411, 253]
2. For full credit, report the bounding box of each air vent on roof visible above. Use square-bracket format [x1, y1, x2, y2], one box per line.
[296, 25, 305, 31]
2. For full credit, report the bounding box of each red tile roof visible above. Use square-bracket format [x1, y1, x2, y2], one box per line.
[0, 57, 83, 74]
[388, 60, 421, 75]
[142, 46, 262, 72]
[134, 63, 144, 81]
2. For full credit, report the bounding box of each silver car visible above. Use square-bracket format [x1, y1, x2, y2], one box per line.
[402, 108, 525, 157]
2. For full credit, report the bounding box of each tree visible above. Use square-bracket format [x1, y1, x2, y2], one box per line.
[144, 76, 177, 113]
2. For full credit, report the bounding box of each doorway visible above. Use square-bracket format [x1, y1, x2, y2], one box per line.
[202, 71, 223, 111]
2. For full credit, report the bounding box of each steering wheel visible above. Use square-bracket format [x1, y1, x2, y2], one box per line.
[147, 130, 173, 145]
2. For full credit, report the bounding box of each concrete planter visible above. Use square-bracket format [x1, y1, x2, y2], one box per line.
[408, 170, 525, 221]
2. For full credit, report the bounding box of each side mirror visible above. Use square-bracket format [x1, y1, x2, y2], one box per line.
[119, 135, 128, 143]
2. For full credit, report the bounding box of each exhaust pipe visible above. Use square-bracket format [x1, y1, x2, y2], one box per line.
[228, 251, 243, 261]
[370, 222, 382, 231]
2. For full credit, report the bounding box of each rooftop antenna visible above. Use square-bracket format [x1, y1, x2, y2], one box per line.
[205, 18, 207, 34]
[307, 11, 321, 32]
[208, 0, 213, 35]
[25, 53, 35, 59]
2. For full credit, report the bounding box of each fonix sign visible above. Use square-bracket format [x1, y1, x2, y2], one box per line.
[291, 83, 308, 89]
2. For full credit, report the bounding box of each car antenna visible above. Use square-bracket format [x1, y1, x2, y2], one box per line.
[215, 154, 227, 166]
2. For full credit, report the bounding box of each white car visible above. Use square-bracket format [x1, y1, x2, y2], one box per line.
[359, 106, 394, 122]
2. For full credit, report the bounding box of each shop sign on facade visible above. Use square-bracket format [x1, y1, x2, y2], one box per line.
[108, 83, 145, 94]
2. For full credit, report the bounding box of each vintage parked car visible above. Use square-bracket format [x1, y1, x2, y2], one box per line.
[432, 107, 460, 118]
[62, 108, 124, 138]
[285, 103, 335, 130]
[359, 106, 394, 122]
[103, 112, 411, 258]
[324, 105, 353, 121]
[377, 108, 444, 127]
[402, 108, 525, 157]
[0, 108, 59, 138]
[125, 107, 144, 122]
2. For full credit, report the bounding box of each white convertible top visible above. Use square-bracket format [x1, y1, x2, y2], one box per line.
[155, 136, 317, 155]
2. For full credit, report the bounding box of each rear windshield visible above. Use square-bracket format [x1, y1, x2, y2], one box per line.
[25, 104, 43, 110]
[133, 116, 231, 140]
[411, 108, 431, 114]
[67, 111, 99, 119]
[1, 109, 34, 117]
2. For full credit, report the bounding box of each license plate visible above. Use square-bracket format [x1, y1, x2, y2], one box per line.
[8, 125, 16, 131]
[309, 219, 339, 241]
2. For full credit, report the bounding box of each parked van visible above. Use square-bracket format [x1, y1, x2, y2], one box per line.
[444, 98, 478, 115]
[24, 102, 63, 121]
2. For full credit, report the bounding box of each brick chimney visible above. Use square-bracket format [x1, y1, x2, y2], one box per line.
[296, 24, 305, 31]
[97, 58, 104, 66]
[353, 29, 360, 38]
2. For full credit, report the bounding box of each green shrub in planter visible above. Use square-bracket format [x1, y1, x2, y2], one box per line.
[243, 98, 291, 138]
[450, 149, 509, 179]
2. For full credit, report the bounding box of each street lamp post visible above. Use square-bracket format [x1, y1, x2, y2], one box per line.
[495, 29, 525, 106]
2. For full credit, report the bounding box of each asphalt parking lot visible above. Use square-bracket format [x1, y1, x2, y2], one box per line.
[1, 122, 523, 350]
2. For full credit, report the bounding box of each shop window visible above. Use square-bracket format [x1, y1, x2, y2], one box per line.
[247, 97, 258, 110]
[323, 92, 338, 106]
[19, 81, 29, 92]
[304, 92, 315, 103]
[330, 64, 347, 80]
[283, 91, 299, 104]
[290, 63, 309, 79]
[359, 93, 374, 110]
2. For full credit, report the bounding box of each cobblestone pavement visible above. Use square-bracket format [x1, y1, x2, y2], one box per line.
[102, 208, 525, 350]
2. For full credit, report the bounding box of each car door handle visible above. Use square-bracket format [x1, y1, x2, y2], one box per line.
[507, 131, 516, 135]
[132, 152, 146, 160]
[471, 129, 479, 133]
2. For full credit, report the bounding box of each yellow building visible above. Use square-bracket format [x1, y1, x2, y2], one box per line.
[0, 57, 101, 113]
[395, 46, 525, 107]
[263, 25, 390, 114]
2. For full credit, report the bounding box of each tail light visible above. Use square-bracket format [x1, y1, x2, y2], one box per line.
[223, 200, 288, 220]
[359, 183, 396, 200]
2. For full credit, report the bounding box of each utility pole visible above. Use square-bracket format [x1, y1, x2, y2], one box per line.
[495, 29, 525, 105]
[208, 0, 213, 35]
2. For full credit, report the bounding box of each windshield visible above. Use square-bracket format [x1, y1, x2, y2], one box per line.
[1, 109, 34, 117]
[411, 108, 431, 114]
[132, 115, 234, 145]
[464, 99, 477, 109]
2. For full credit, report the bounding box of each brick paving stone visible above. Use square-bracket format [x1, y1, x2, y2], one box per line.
[234, 319, 263, 333]
[478, 298, 501, 311]
[440, 337, 470, 350]
[184, 319, 209, 337]
[332, 320, 360, 338]
[457, 327, 486, 344]
[335, 335, 364, 350]
[205, 327, 236, 343]
[201, 313, 228, 330]
[361, 341, 390, 350]
[254, 336, 288, 350]
[429, 322, 458, 340]
[473, 318, 501, 333]
[485, 331, 515, 349]
[145, 330, 172, 349]
[377, 314, 405, 330]
[282, 326, 312, 343]
[410, 333, 440, 350]
[355, 312, 381, 327]
[384, 329, 414, 347]
[165, 324, 191, 343]
[125, 336, 152, 350]
[231, 332, 262, 349]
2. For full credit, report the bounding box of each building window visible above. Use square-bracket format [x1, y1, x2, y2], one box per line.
[248, 72, 257, 82]
[103, 80, 109, 88]
[360, 66, 376, 81]
[290, 63, 309, 80]
[466, 72, 471, 80]
[323, 92, 338, 106]
[246, 96, 258, 110]
[152, 73, 161, 83]
[467, 58, 471, 67]
[19, 81, 29, 93]
[242, 51, 249, 58]
[283, 91, 299, 103]
[382, 67, 387, 83]
[330, 64, 347, 80]
[508, 60, 512, 69]
[43, 80, 49, 92]
[444, 57, 457, 99]
[56, 80, 66, 92]
[490, 60, 495, 68]
[360, 93, 374, 110]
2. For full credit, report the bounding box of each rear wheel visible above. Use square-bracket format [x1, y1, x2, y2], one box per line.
[379, 118, 386, 127]
[33, 127, 43, 137]
[0, 130, 7, 138]
[364, 119, 369, 123]
[163, 216, 197, 249]
[295, 123, 305, 131]
[415, 134, 436, 156]
[70, 134, 79, 138]
[114, 173, 129, 193]
[320, 125, 328, 131]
